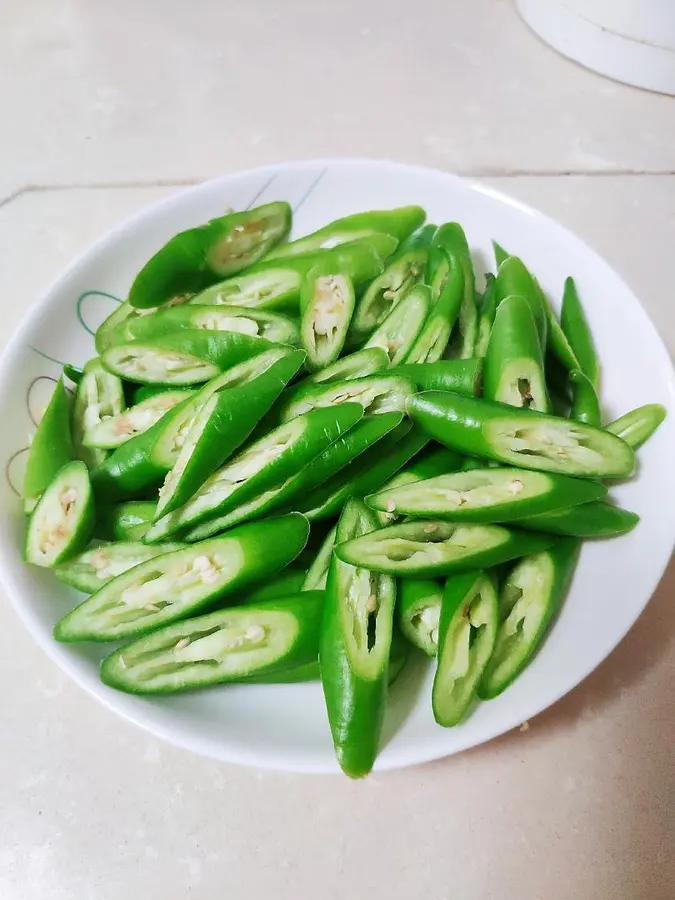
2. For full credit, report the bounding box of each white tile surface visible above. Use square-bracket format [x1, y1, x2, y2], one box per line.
[1, 1, 674, 898]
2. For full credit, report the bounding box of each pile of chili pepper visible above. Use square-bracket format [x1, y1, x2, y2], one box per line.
[21, 200, 666, 777]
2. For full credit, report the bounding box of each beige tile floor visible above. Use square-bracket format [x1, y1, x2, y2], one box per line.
[1, 2, 674, 898]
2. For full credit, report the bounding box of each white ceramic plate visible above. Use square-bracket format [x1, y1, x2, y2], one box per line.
[1, 159, 674, 774]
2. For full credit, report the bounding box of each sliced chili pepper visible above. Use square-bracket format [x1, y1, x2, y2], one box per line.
[83, 389, 190, 450]
[100, 588, 323, 693]
[110, 500, 157, 541]
[22, 377, 74, 513]
[289, 347, 389, 402]
[398, 578, 443, 656]
[300, 266, 355, 371]
[561, 276, 599, 389]
[432, 223, 477, 358]
[404, 250, 463, 364]
[432, 571, 499, 726]
[280, 373, 414, 423]
[492, 240, 509, 268]
[335, 519, 554, 577]
[25, 461, 95, 568]
[55, 540, 184, 592]
[320, 499, 396, 778]
[145, 404, 363, 542]
[478, 538, 580, 699]
[364, 283, 431, 366]
[301, 526, 337, 591]
[408, 391, 636, 478]
[606, 403, 667, 450]
[128, 202, 292, 309]
[73, 359, 125, 470]
[242, 568, 308, 603]
[494, 256, 547, 351]
[569, 368, 601, 427]
[265, 206, 425, 261]
[55, 512, 310, 642]
[62, 364, 84, 385]
[372, 446, 465, 526]
[367, 467, 606, 523]
[515, 500, 639, 537]
[474, 273, 498, 358]
[156, 349, 304, 517]
[390, 358, 482, 397]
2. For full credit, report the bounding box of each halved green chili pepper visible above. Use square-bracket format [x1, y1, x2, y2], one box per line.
[128, 202, 292, 309]
[100, 588, 323, 693]
[242, 568, 308, 603]
[494, 256, 547, 351]
[390, 358, 482, 397]
[62, 364, 84, 385]
[83, 389, 189, 450]
[408, 391, 635, 478]
[569, 368, 601, 427]
[110, 500, 157, 541]
[364, 283, 431, 366]
[300, 266, 355, 371]
[280, 373, 414, 423]
[101, 330, 276, 385]
[404, 250, 463, 364]
[398, 578, 443, 656]
[367, 467, 606, 523]
[606, 403, 666, 450]
[265, 206, 425, 261]
[474, 273, 498, 358]
[289, 348, 389, 401]
[156, 349, 304, 517]
[301, 526, 337, 591]
[425, 243, 452, 303]
[55, 512, 310, 642]
[73, 359, 125, 469]
[483, 294, 550, 413]
[131, 383, 193, 405]
[110, 304, 300, 349]
[320, 499, 396, 778]
[432, 223, 477, 358]
[372, 446, 465, 526]
[298, 422, 429, 521]
[55, 539, 184, 592]
[22, 377, 74, 513]
[515, 500, 639, 537]
[335, 519, 554, 577]
[184, 411, 399, 540]
[350, 224, 433, 336]
[432, 570, 499, 726]
[492, 240, 509, 268]
[561, 277, 599, 389]
[478, 538, 580, 699]
[95, 301, 158, 355]
[145, 404, 364, 542]
[25, 461, 95, 567]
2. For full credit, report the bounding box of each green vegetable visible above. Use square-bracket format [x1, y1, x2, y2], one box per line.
[292, 347, 389, 391]
[54, 513, 310, 642]
[515, 500, 639, 537]
[300, 265, 355, 371]
[22, 378, 74, 513]
[398, 578, 443, 656]
[110, 500, 157, 541]
[301, 526, 336, 591]
[561, 277, 599, 389]
[606, 404, 666, 450]
[432, 223, 477, 358]
[25, 461, 94, 567]
[492, 240, 509, 268]
[364, 283, 431, 366]
[320, 499, 396, 778]
[72, 359, 125, 469]
[55, 540, 183, 592]
[479, 538, 580, 698]
[494, 256, 547, 351]
[404, 250, 463, 364]
[280, 373, 414, 423]
[474, 274, 498, 358]
[569, 369, 601, 427]
[390, 359, 482, 397]
[83, 390, 189, 450]
[62, 364, 84, 385]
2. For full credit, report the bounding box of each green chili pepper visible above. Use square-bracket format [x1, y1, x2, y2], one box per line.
[364, 283, 431, 367]
[145, 404, 364, 542]
[335, 519, 554, 577]
[494, 256, 547, 351]
[492, 240, 509, 268]
[297, 422, 429, 521]
[561, 277, 599, 389]
[101, 329, 277, 385]
[62, 364, 84, 385]
[242, 568, 308, 603]
[73, 359, 125, 469]
[55, 540, 184, 593]
[474, 274, 498, 358]
[372, 446, 465, 526]
[265, 206, 425, 261]
[515, 500, 639, 537]
[25, 461, 95, 568]
[398, 578, 443, 656]
[432, 223, 477, 358]
[128, 202, 292, 309]
[432, 570, 499, 726]
[55, 512, 310, 642]
[606, 404, 667, 450]
[367, 467, 606, 523]
[408, 391, 636, 478]
[483, 294, 550, 413]
[100, 588, 323, 693]
[390, 358, 482, 397]
[350, 224, 433, 336]
[404, 250, 463, 364]
[478, 538, 580, 699]
[95, 301, 153, 355]
[320, 499, 396, 778]
[301, 526, 337, 591]
[110, 500, 157, 541]
[156, 349, 304, 517]
[83, 389, 190, 450]
[300, 266, 355, 371]
[569, 368, 601, 426]
[184, 411, 400, 540]
[131, 384, 193, 405]
[280, 373, 414, 423]
[289, 348, 389, 402]
[424, 243, 451, 303]
[22, 377, 74, 513]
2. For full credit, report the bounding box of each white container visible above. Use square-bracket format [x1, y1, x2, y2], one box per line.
[517, 0, 675, 95]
